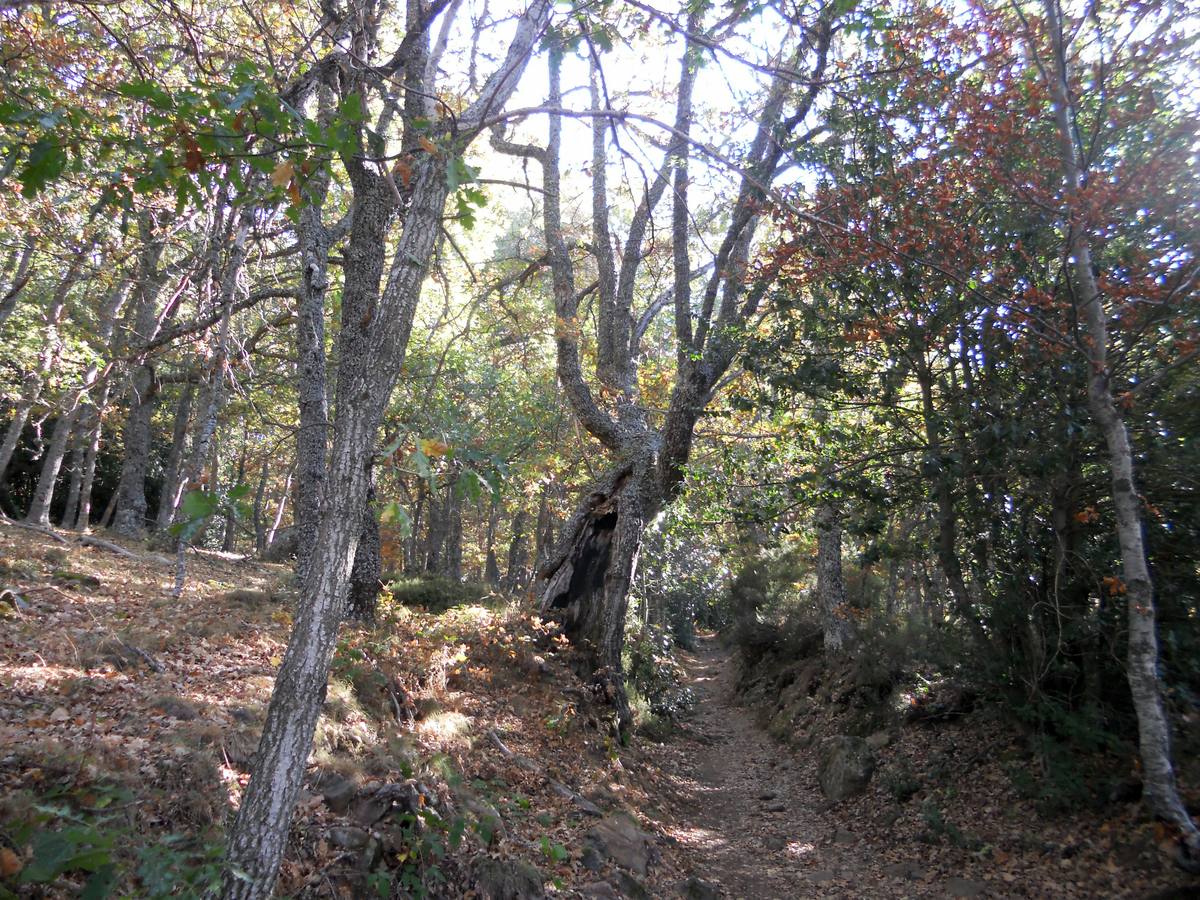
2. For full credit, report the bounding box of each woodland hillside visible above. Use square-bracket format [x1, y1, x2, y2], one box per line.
[0, 0, 1198, 896]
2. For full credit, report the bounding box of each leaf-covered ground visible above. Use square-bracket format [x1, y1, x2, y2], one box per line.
[1, 524, 1197, 898]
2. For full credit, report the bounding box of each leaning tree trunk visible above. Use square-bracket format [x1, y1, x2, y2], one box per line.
[24, 396, 83, 527]
[1037, 0, 1199, 859]
[222, 4, 549, 888]
[0, 252, 78, 486]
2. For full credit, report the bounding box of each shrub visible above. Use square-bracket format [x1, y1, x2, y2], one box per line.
[387, 577, 494, 612]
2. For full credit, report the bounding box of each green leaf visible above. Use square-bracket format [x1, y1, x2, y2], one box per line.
[80, 864, 116, 900]
[179, 489, 218, 522]
[19, 138, 68, 197]
[380, 502, 413, 537]
[227, 483, 252, 501]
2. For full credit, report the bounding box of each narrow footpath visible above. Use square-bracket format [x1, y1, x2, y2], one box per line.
[644, 638, 977, 899]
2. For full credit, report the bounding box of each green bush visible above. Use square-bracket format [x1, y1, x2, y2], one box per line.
[624, 625, 696, 722]
[386, 576, 494, 612]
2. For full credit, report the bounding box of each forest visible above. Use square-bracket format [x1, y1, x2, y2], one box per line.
[0, 0, 1198, 896]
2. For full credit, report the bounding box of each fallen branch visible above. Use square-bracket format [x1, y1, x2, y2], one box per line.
[78, 535, 173, 567]
[0, 517, 69, 543]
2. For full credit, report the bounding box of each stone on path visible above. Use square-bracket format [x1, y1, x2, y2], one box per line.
[817, 735, 876, 801]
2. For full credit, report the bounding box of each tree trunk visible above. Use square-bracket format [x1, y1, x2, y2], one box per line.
[0, 253, 78, 486]
[503, 507, 528, 592]
[60, 424, 85, 528]
[24, 400, 82, 527]
[346, 482, 381, 624]
[222, 4, 549, 886]
[111, 224, 173, 537]
[0, 237, 34, 329]
[484, 498, 501, 585]
[917, 364, 985, 646]
[223, 437, 247, 553]
[293, 121, 334, 582]
[1037, 0, 1199, 856]
[266, 466, 293, 552]
[816, 502, 854, 654]
[253, 457, 270, 553]
[110, 366, 159, 536]
[445, 489, 463, 581]
[539, 466, 654, 733]
[155, 382, 195, 532]
[72, 388, 109, 531]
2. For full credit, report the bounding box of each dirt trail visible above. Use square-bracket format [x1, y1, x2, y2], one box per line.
[647, 638, 945, 899]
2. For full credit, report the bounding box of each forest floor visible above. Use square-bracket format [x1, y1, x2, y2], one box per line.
[0, 523, 1197, 898]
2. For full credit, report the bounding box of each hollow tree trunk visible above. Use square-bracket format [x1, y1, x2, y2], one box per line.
[539, 466, 655, 733]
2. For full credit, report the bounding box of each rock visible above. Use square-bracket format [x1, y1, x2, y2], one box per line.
[678, 875, 722, 899]
[585, 813, 657, 877]
[1108, 777, 1142, 804]
[882, 862, 923, 880]
[764, 835, 787, 851]
[613, 870, 651, 899]
[808, 870, 837, 883]
[762, 801, 787, 813]
[946, 877, 987, 897]
[151, 695, 200, 720]
[471, 857, 544, 900]
[319, 774, 358, 813]
[866, 730, 893, 751]
[757, 791, 777, 801]
[351, 781, 424, 826]
[222, 588, 277, 606]
[328, 825, 369, 850]
[579, 883, 620, 899]
[817, 735, 875, 801]
[581, 845, 606, 872]
[0, 589, 29, 614]
[832, 828, 856, 845]
[53, 569, 101, 589]
[463, 796, 506, 844]
[229, 706, 259, 725]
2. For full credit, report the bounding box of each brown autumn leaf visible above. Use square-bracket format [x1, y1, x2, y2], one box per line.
[394, 156, 414, 188]
[418, 136, 438, 156]
[270, 160, 295, 188]
[0, 846, 21, 877]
